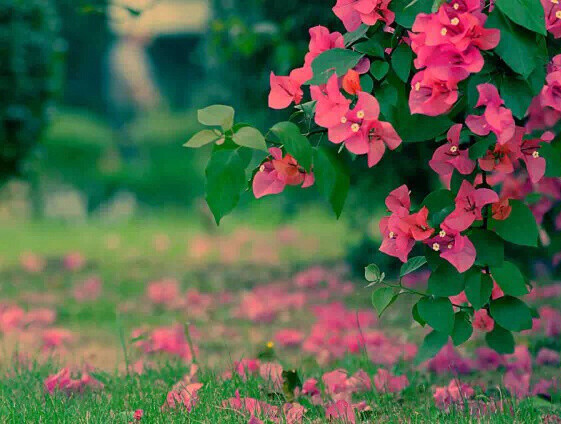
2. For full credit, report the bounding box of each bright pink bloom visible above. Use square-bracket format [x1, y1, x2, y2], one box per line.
[379, 215, 416, 263]
[541, 71, 561, 113]
[518, 131, 553, 183]
[302, 378, 320, 397]
[473, 309, 494, 332]
[373, 368, 409, 393]
[268, 69, 306, 110]
[63, 251, 86, 271]
[398, 207, 434, 241]
[478, 126, 523, 174]
[444, 180, 499, 231]
[329, 92, 402, 167]
[252, 148, 314, 199]
[283, 403, 305, 424]
[429, 124, 476, 186]
[434, 380, 475, 410]
[333, 0, 395, 32]
[147, 278, 180, 307]
[424, 223, 476, 272]
[466, 84, 515, 145]
[45, 368, 104, 395]
[41, 328, 74, 351]
[409, 69, 459, 116]
[542, 0, 561, 38]
[537, 348, 561, 366]
[342, 69, 362, 95]
[133, 409, 144, 421]
[311, 74, 351, 128]
[492, 198, 512, 220]
[73, 276, 102, 302]
[259, 362, 283, 391]
[385, 184, 411, 214]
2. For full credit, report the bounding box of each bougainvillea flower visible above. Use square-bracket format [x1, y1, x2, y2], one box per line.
[379, 214, 416, 263]
[473, 309, 494, 332]
[541, 71, 561, 113]
[429, 124, 476, 186]
[373, 368, 409, 393]
[325, 400, 356, 424]
[398, 207, 434, 241]
[414, 44, 484, 81]
[268, 68, 308, 110]
[518, 132, 553, 183]
[311, 74, 351, 128]
[478, 126, 524, 174]
[333, 0, 395, 32]
[342, 69, 362, 95]
[385, 184, 411, 214]
[252, 148, 314, 198]
[409, 69, 459, 116]
[424, 223, 476, 272]
[542, 0, 561, 38]
[328, 92, 401, 167]
[444, 180, 499, 231]
[492, 197, 512, 220]
[466, 84, 515, 144]
[444, 0, 484, 14]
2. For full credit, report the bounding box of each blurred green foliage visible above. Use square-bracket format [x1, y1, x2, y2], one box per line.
[0, 0, 62, 184]
[42, 109, 206, 212]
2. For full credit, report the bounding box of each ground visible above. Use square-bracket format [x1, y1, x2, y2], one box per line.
[0, 211, 560, 423]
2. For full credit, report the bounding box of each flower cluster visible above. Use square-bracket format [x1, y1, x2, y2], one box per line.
[409, 1, 500, 116]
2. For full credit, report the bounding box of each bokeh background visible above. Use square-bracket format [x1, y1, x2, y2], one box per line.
[1, 0, 556, 279]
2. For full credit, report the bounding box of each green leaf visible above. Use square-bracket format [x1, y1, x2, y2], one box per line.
[270, 122, 313, 171]
[365, 264, 382, 282]
[420, 189, 455, 227]
[372, 286, 400, 317]
[451, 312, 473, 346]
[541, 141, 561, 178]
[354, 38, 385, 58]
[205, 148, 248, 224]
[231, 127, 267, 151]
[469, 135, 496, 160]
[198, 105, 235, 131]
[490, 261, 529, 296]
[415, 330, 448, 365]
[391, 44, 412, 83]
[344, 24, 369, 46]
[391, 0, 433, 28]
[490, 199, 539, 247]
[500, 76, 534, 120]
[184, 129, 223, 148]
[370, 61, 390, 80]
[313, 147, 350, 218]
[394, 114, 453, 143]
[489, 296, 533, 332]
[417, 297, 455, 335]
[307, 48, 364, 85]
[485, 324, 515, 354]
[428, 262, 465, 297]
[464, 268, 493, 310]
[486, 9, 541, 78]
[495, 0, 546, 35]
[469, 229, 504, 267]
[400, 256, 427, 277]
[360, 74, 374, 94]
[412, 302, 426, 326]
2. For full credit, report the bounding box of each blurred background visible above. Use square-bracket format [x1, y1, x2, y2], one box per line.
[3, 0, 554, 278]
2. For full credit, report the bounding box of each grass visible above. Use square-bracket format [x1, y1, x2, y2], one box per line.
[0, 211, 559, 423]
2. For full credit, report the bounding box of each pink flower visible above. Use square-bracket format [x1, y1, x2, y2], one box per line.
[475, 347, 504, 371]
[333, 0, 395, 32]
[41, 328, 74, 351]
[542, 0, 561, 38]
[342, 69, 362, 95]
[433, 380, 475, 410]
[518, 131, 552, 184]
[133, 409, 144, 421]
[472, 309, 494, 332]
[424, 223, 476, 272]
[443, 180, 499, 231]
[385, 184, 411, 214]
[20, 252, 46, 273]
[373, 368, 409, 393]
[268, 69, 307, 110]
[164, 382, 203, 411]
[478, 126, 523, 175]
[73, 276, 102, 302]
[45, 368, 104, 395]
[537, 348, 561, 366]
[302, 378, 321, 397]
[283, 403, 305, 424]
[328, 92, 402, 167]
[541, 71, 561, 113]
[147, 278, 180, 307]
[503, 371, 530, 399]
[63, 252, 86, 271]
[252, 148, 314, 199]
[259, 362, 283, 391]
[466, 84, 515, 145]
[311, 74, 351, 128]
[429, 124, 476, 186]
[409, 69, 459, 116]
[379, 215, 416, 263]
[274, 329, 304, 347]
[325, 400, 356, 424]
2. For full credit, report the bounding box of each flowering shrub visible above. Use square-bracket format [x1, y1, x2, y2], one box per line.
[184, 0, 561, 358]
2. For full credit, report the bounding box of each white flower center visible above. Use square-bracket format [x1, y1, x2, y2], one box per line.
[356, 110, 365, 119]
[432, 243, 440, 252]
[351, 123, 360, 133]
[532, 151, 540, 158]
[439, 230, 446, 237]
